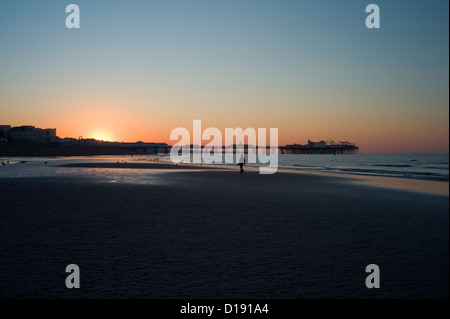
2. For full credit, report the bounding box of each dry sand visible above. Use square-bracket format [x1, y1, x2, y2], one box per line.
[0, 163, 448, 298]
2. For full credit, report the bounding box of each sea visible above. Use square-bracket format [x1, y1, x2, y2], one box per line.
[1, 153, 449, 183]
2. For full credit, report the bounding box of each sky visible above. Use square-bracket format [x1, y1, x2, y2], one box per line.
[0, 0, 448, 153]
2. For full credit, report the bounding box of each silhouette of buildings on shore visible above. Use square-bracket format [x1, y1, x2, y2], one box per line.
[0, 125, 359, 154]
[2, 126, 57, 144]
[0, 125, 170, 154]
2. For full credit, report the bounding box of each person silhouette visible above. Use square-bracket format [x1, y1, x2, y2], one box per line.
[238, 154, 245, 173]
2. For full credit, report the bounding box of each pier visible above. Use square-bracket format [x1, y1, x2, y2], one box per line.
[0, 139, 359, 156]
[279, 142, 359, 155]
[117, 140, 359, 155]
[181, 141, 359, 155]
[118, 142, 171, 154]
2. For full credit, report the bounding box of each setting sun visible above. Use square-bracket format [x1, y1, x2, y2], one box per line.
[89, 131, 114, 142]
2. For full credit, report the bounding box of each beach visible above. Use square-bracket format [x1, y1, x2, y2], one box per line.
[0, 160, 448, 298]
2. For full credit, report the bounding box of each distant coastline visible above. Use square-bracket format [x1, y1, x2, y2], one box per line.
[0, 143, 138, 157]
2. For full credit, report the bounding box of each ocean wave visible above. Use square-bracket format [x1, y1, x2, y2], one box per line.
[424, 166, 449, 170]
[280, 165, 448, 181]
[371, 164, 412, 168]
[292, 164, 322, 168]
[334, 168, 448, 181]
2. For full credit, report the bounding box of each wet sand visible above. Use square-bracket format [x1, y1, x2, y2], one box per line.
[0, 165, 448, 298]
[58, 162, 218, 170]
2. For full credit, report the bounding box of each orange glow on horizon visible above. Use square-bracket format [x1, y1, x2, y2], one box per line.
[3, 94, 448, 153]
[88, 131, 114, 142]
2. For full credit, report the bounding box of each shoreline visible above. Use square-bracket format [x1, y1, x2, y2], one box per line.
[58, 161, 450, 197]
[57, 162, 221, 170]
[1, 157, 448, 197]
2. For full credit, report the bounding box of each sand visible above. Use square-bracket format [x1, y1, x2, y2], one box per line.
[0, 163, 448, 298]
[58, 162, 217, 170]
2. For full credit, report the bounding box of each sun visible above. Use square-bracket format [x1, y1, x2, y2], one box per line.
[90, 131, 114, 142]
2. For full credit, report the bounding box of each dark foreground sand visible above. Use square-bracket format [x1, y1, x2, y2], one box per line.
[0, 166, 448, 298]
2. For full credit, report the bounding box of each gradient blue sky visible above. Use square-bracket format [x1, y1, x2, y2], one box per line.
[0, 0, 448, 152]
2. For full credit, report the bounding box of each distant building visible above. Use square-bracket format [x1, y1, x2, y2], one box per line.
[79, 138, 102, 147]
[45, 128, 57, 139]
[307, 140, 327, 148]
[281, 139, 359, 154]
[0, 125, 11, 133]
[3, 126, 60, 143]
[6, 126, 46, 143]
[49, 136, 62, 144]
[61, 138, 79, 146]
[0, 125, 11, 137]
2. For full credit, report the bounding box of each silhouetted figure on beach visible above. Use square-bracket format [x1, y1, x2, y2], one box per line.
[238, 154, 245, 173]
[44, 161, 48, 166]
